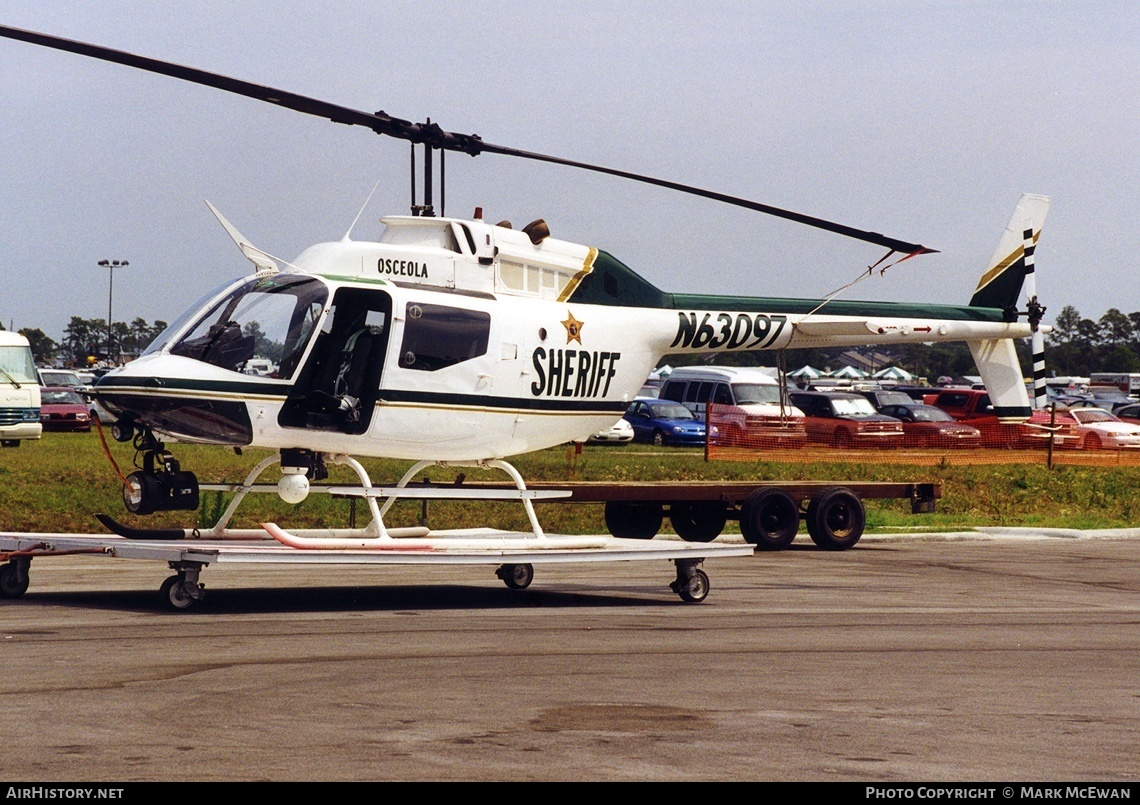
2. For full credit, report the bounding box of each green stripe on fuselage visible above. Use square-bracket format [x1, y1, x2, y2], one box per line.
[564, 249, 1006, 322]
[668, 293, 1008, 322]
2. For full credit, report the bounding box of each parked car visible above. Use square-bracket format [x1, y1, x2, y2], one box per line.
[586, 417, 634, 444]
[39, 386, 91, 431]
[1063, 407, 1140, 450]
[38, 369, 84, 388]
[854, 388, 917, 411]
[1115, 403, 1140, 426]
[923, 387, 1078, 448]
[1020, 408, 1081, 449]
[890, 385, 938, 401]
[1084, 386, 1134, 412]
[787, 390, 904, 448]
[623, 399, 708, 446]
[878, 403, 982, 448]
[243, 357, 278, 377]
[659, 366, 804, 447]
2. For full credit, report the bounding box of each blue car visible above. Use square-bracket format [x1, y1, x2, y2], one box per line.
[623, 399, 708, 446]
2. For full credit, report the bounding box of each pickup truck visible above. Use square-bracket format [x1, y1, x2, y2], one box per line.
[922, 388, 1077, 448]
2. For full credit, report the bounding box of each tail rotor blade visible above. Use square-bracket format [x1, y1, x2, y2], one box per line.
[1022, 224, 1048, 410]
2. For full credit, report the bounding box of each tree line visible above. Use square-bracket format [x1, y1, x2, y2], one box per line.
[1046, 306, 1140, 375]
[11, 317, 168, 367]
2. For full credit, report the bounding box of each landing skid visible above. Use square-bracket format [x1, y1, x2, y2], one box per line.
[95, 514, 187, 541]
[184, 452, 571, 544]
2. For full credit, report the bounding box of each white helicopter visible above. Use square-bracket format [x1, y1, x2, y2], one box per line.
[1, 25, 1049, 535]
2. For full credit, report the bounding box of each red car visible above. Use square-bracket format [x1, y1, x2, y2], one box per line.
[924, 388, 1078, 448]
[39, 386, 91, 431]
[878, 403, 982, 448]
[788, 390, 904, 448]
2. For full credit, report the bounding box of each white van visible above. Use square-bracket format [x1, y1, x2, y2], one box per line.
[658, 366, 805, 447]
[243, 357, 278, 377]
[0, 332, 43, 447]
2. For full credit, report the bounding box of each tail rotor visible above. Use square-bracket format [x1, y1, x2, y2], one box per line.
[1021, 226, 1048, 410]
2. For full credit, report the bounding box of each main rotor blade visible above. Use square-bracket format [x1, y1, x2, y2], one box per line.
[474, 142, 936, 254]
[0, 24, 423, 142]
[0, 23, 935, 255]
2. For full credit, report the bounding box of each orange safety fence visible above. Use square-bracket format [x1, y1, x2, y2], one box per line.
[703, 403, 1140, 467]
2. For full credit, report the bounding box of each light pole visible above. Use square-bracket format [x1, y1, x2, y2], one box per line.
[97, 259, 129, 364]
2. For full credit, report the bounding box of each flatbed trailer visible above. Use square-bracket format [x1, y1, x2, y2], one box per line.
[450, 479, 941, 550]
[0, 528, 753, 610]
[0, 449, 937, 611]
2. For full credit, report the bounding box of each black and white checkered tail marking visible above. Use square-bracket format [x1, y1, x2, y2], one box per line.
[1023, 227, 1047, 410]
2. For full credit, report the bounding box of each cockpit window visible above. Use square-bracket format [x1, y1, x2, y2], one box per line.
[142, 278, 245, 357]
[170, 275, 327, 377]
[398, 302, 490, 371]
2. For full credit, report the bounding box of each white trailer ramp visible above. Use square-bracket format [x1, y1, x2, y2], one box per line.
[0, 527, 753, 610]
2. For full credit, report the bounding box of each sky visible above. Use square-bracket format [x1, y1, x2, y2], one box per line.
[1, 1, 1137, 342]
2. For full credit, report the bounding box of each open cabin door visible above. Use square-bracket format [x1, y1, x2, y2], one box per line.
[278, 287, 392, 434]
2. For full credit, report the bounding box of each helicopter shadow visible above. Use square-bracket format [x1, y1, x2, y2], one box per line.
[15, 581, 681, 615]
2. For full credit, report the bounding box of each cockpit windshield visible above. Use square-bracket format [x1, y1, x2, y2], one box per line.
[169, 275, 327, 377]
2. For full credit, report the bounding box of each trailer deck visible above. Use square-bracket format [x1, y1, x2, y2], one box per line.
[0, 527, 754, 610]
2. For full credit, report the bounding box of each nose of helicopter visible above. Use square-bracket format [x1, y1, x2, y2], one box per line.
[87, 354, 256, 446]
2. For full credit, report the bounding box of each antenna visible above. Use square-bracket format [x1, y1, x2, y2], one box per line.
[343, 176, 386, 241]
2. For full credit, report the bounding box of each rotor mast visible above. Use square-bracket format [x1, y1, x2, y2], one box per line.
[409, 127, 445, 217]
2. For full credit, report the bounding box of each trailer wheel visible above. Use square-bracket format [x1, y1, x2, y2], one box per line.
[676, 569, 709, 603]
[806, 487, 865, 550]
[497, 563, 534, 590]
[604, 501, 663, 539]
[739, 488, 800, 550]
[160, 574, 202, 611]
[670, 501, 727, 543]
[0, 562, 29, 598]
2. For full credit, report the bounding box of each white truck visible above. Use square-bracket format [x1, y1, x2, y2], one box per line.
[1089, 373, 1140, 399]
[657, 365, 806, 447]
[0, 332, 42, 447]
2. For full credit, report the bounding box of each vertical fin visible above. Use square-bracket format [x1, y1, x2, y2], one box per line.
[968, 337, 1032, 422]
[969, 194, 1050, 311]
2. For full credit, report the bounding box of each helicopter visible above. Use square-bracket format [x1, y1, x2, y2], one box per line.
[1, 24, 1049, 531]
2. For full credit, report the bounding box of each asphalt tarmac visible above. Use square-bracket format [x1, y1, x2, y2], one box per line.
[0, 529, 1137, 782]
